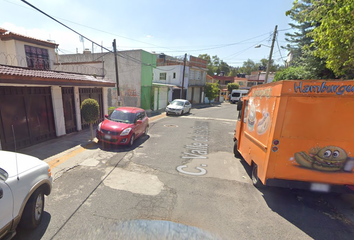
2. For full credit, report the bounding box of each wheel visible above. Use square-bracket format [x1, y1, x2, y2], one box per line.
[144, 125, 149, 135]
[166, 112, 169, 116]
[19, 188, 44, 229]
[251, 164, 264, 188]
[180, 110, 184, 115]
[129, 134, 135, 147]
[188, 108, 191, 114]
[233, 140, 242, 158]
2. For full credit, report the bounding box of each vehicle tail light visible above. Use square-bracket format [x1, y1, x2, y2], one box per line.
[48, 168, 52, 177]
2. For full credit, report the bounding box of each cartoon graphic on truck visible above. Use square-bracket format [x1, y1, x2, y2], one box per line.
[294, 146, 354, 172]
[233, 80, 354, 193]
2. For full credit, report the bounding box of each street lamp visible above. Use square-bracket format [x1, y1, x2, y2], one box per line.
[254, 44, 271, 48]
[255, 25, 278, 84]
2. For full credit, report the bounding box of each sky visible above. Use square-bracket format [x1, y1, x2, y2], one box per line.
[0, 0, 294, 67]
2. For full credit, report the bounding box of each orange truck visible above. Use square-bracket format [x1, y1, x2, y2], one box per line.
[233, 80, 354, 193]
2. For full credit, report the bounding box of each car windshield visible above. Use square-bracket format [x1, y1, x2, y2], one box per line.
[109, 110, 135, 124]
[170, 101, 184, 106]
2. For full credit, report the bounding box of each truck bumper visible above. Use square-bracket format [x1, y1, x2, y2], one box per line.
[266, 179, 354, 194]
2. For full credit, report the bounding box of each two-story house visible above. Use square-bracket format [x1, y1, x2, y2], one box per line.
[154, 54, 206, 109]
[0, 27, 114, 151]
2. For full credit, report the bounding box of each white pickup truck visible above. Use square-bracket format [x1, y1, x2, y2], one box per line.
[0, 150, 52, 239]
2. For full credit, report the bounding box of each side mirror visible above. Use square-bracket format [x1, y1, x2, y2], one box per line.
[136, 120, 143, 124]
[237, 101, 243, 111]
[105, 114, 108, 118]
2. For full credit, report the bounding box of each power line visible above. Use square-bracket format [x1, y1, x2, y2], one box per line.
[20, 0, 112, 54]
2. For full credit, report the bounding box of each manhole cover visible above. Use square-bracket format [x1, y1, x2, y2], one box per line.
[164, 124, 178, 128]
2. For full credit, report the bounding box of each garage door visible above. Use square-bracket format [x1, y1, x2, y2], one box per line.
[0, 86, 56, 150]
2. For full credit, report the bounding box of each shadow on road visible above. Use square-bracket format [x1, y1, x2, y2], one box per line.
[239, 159, 354, 240]
[82, 134, 151, 153]
[13, 212, 51, 240]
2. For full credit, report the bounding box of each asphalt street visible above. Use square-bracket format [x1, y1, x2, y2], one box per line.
[13, 102, 354, 240]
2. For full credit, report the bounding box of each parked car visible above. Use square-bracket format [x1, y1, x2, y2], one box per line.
[96, 107, 149, 146]
[0, 150, 52, 239]
[165, 99, 192, 116]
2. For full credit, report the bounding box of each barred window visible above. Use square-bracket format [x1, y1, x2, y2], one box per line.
[25, 45, 50, 70]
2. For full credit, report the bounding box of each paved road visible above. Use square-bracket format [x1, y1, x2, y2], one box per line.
[14, 103, 354, 240]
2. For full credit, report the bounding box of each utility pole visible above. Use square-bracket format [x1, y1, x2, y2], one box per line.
[265, 25, 277, 84]
[181, 53, 187, 99]
[112, 39, 120, 106]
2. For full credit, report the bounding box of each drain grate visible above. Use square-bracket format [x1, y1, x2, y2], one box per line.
[164, 124, 178, 128]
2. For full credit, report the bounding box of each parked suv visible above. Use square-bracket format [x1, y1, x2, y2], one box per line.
[0, 150, 52, 239]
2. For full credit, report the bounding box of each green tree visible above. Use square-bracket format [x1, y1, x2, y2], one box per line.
[204, 82, 219, 104]
[227, 83, 239, 92]
[305, 0, 354, 78]
[198, 54, 231, 76]
[285, 0, 335, 79]
[81, 98, 100, 140]
[239, 59, 259, 75]
[273, 66, 312, 81]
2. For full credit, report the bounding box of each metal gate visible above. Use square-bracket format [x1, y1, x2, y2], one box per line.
[0, 86, 56, 150]
[62, 87, 77, 134]
[79, 88, 103, 130]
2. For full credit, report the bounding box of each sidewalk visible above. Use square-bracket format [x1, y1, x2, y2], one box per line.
[19, 110, 167, 162]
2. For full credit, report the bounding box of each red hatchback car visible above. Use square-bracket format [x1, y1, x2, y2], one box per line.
[96, 107, 149, 146]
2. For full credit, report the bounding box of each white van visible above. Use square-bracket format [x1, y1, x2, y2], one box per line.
[230, 89, 249, 103]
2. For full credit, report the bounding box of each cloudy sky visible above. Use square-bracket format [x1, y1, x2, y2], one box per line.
[1, 0, 294, 67]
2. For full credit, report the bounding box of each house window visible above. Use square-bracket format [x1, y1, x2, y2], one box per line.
[159, 72, 167, 80]
[25, 45, 50, 70]
[173, 72, 176, 79]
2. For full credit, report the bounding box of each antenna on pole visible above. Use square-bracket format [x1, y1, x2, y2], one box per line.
[11, 125, 19, 181]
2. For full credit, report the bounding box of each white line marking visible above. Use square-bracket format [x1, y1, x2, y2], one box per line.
[181, 116, 237, 122]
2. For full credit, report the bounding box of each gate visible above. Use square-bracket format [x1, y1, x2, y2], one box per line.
[0, 86, 56, 150]
[79, 88, 103, 130]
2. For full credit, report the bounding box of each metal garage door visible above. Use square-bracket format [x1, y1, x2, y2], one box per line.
[0, 86, 56, 150]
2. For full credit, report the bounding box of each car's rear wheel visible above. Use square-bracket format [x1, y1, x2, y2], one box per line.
[19, 188, 44, 229]
[129, 134, 135, 147]
[180, 110, 184, 115]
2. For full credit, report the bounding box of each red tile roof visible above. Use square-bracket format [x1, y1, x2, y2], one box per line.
[0, 64, 115, 87]
[0, 30, 58, 48]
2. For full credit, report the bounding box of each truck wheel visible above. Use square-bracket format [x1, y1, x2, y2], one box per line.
[233, 140, 242, 159]
[19, 188, 44, 229]
[251, 164, 264, 188]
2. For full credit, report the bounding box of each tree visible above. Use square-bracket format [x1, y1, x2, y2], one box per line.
[284, 0, 335, 79]
[273, 66, 312, 81]
[198, 54, 231, 76]
[227, 83, 239, 92]
[305, 0, 354, 78]
[81, 98, 100, 140]
[204, 82, 219, 104]
[238, 59, 259, 75]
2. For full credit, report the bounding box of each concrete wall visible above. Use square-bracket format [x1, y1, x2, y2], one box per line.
[189, 68, 206, 86]
[59, 50, 151, 108]
[140, 51, 156, 110]
[51, 86, 66, 137]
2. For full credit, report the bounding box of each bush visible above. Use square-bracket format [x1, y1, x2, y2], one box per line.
[81, 98, 100, 124]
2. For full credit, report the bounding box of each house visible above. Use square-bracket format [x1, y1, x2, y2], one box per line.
[246, 71, 275, 86]
[155, 54, 207, 108]
[58, 49, 157, 111]
[0, 28, 114, 151]
[152, 64, 189, 111]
